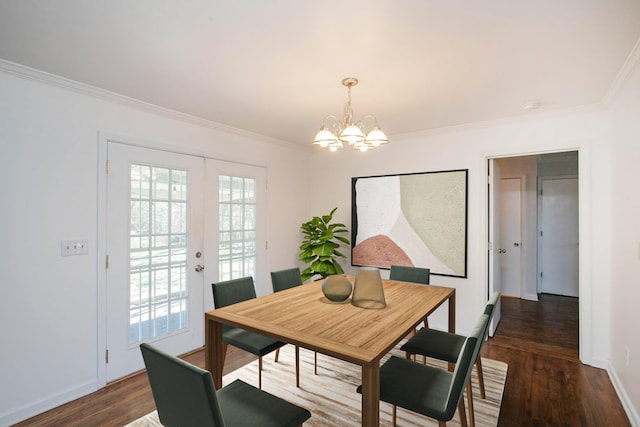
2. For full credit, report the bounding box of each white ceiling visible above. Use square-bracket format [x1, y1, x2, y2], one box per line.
[1, 0, 639, 146]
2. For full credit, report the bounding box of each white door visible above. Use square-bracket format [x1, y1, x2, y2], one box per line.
[499, 178, 522, 297]
[105, 142, 205, 382]
[103, 143, 268, 382]
[538, 178, 579, 297]
[488, 159, 502, 336]
[203, 159, 268, 313]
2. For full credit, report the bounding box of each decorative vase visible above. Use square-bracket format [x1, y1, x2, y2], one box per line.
[351, 267, 386, 309]
[322, 275, 353, 302]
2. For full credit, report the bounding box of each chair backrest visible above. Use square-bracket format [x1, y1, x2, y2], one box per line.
[140, 343, 225, 427]
[271, 267, 303, 292]
[389, 265, 430, 284]
[212, 276, 257, 308]
[212, 277, 256, 333]
[443, 313, 490, 420]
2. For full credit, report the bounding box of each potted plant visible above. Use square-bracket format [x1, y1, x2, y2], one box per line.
[298, 207, 350, 282]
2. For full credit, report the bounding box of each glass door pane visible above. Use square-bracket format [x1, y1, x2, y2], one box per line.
[218, 175, 257, 281]
[129, 165, 189, 343]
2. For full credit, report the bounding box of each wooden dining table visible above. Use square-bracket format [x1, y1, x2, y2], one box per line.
[204, 276, 455, 427]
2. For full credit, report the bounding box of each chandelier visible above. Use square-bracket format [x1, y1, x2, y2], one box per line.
[313, 77, 389, 152]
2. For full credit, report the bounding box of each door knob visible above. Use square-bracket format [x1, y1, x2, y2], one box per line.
[195, 264, 204, 272]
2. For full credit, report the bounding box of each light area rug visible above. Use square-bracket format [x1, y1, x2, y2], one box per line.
[126, 342, 507, 426]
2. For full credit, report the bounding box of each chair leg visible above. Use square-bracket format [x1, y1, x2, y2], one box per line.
[405, 350, 412, 360]
[466, 379, 475, 427]
[295, 345, 300, 387]
[275, 347, 280, 362]
[458, 393, 468, 427]
[476, 357, 486, 399]
[392, 405, 397, 426]
[438, 422, 447, 427]
[258, 356, 263, 389]
[314, 351, 318, 375]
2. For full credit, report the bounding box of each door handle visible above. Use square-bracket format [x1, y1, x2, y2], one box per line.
[195, 264, 205, 272]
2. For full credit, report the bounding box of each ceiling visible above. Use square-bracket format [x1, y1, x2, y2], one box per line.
[1, 0, 639, 146]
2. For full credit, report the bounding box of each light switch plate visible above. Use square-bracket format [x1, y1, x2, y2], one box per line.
[61, 239, 88, 256]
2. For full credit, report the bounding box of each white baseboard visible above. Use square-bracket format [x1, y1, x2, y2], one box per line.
[607, 362, 640, 427]
[0, 380, 97, 426]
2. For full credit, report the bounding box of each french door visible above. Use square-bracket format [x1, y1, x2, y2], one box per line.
[104, 142, 267, 382]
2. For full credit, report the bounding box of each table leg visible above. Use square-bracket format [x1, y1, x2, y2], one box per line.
[205, 316, 224, 390]
[361, 362, 380, 426]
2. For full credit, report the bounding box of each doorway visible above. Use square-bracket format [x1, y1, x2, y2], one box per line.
[488, 151, 579, 349]
[98, 139, 267, 384]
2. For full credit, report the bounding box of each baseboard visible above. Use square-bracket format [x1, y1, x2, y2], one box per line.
[0, 380, 97, 426]
[607, 362, 640, 427]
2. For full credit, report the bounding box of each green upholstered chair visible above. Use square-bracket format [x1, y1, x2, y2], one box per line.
[358, 313, 491, 427]
[399, 292, 501, 427]
[212, 276, 299, 389]
[389, 265, 431, 285]
[140, 343, 311, 427]
[389, 265, 432, 331]
[271, 267, 304, 293]
[269, 267, 312, 381]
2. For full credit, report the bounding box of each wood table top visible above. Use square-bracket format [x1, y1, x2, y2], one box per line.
[205, 277, 454, 365]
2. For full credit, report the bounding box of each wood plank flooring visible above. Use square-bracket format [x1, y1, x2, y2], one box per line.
[13, 294, 631, 426]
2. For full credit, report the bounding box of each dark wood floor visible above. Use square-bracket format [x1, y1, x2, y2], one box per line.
[14, 294, 630, 426]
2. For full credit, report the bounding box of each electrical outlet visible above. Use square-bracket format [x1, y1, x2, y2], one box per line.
[61, 239, 88, 256]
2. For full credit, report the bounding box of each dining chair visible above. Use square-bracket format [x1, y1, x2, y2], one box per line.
[270, 267, 315, 381]
[400, 292, 501, 427]
[357, 313, 490, 427]
[389, 265, 431, 327]
[140, 343, 311, 427]
[212, 276, 299, 389]
[390, 265, 431, 350]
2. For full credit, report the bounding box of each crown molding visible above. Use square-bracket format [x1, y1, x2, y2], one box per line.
[603, 36, 640, 106]
[0, 58, 309, 152]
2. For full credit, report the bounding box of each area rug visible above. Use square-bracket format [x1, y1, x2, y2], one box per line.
[126, 342, 507, 426]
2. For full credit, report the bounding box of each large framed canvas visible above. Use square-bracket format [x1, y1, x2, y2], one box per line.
[351, 169, 468, 278]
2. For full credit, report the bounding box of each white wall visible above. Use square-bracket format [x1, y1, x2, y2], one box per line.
[609, 55, 640, 424]
[0, 69, 311, 425]
[308, 108, 613, 366]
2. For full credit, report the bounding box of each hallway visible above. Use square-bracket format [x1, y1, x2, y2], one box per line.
[483, 295, 628, 426]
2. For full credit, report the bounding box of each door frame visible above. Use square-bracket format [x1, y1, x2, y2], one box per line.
[97, 132, 270, 387]
[483, 147, 592, 365]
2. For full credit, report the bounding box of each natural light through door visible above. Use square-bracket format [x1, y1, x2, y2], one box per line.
[218, 175, 257, 281]
[129, 164, 189, 344]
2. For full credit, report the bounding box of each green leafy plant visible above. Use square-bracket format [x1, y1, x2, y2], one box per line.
[299, 207, 350, 282]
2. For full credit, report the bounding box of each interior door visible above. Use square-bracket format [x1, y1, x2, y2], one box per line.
[488, 159, 502, 336]
[105, 142, 205, 382]
[538, 177, 579, 296]
[499, 178, 522, 297]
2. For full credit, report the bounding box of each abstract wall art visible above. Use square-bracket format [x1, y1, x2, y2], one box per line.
[351, 169, 468, 278]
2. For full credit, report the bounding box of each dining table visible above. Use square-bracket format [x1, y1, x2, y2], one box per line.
[204, 276, 456, 427]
